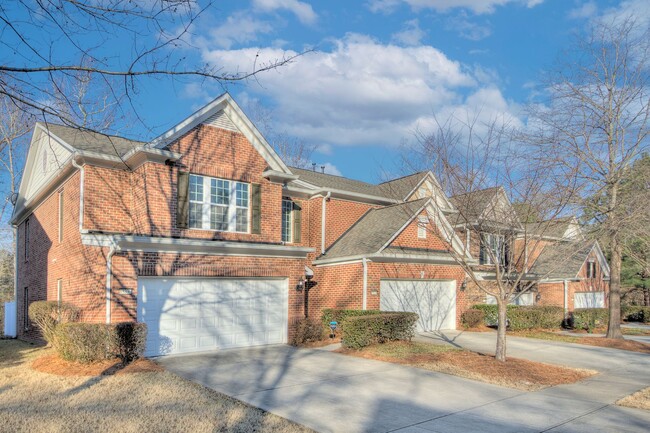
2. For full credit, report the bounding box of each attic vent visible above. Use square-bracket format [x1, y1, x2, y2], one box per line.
[203, 110, 238, 132]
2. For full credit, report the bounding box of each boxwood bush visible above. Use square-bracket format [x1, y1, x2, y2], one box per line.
[28, 300, 80, 344]
[507, 306, 564, 330]
[321, 309, 382, 331]
[461, 309, 485, 328]
[290, 318, 325, 346]
[471, 304, 564, 330]
[341, 312, 418, 350]
[55, 322, 147, 364]
[622, 306, 650, 323]
[571, 308, 609, 332]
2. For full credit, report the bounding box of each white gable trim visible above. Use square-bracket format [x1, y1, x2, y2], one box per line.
[579, 241, 610, 279]
[478, 187, 523, 230]
[149, 93, 290, 174]
[404, 171, 455, 210]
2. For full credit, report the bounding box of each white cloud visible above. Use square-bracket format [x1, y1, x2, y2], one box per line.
[191, 11, 273, 49]
[252, 0, 317, 25]
[391, 19, 427, 46]
[446, 13, 492, 40]
[321, 163, 342, 176]
[368, 0, 544, 15]
[568, 1, 598, 20]
[599, 0, 650, 27]
[201, 35, 520, 150]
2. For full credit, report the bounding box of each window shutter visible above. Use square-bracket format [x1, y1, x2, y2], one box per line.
[177, 171, 189, 229]
[479, 234, 486, 265]
[251, 183, 262, 234]
[292, 202, 302, 243]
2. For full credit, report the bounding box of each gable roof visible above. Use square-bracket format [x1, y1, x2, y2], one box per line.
[528, 240, 608, 280]
[289, 167, 381, 197]
[523, 216, 584, 240]
[321, 198, 431, 260]
[43, 123, 145, 158]
[150, 92, 291, 174]
[449, 187, 521, 229]
[449, 187, 501, 223]
[376, 172, 428, 200]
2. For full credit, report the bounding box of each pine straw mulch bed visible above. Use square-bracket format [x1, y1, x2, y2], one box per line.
[337, 341, 597, 392]
[511, 330, 650, 354]
[0, 340, 313, 433]
[617, 387, 650, 411]
[31, 354, 164, 376]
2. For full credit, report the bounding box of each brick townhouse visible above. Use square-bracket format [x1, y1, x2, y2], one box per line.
[11, 94, 473, 356]
[11, 93, 609, 357]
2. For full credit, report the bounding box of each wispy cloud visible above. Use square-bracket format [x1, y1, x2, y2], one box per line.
[252, 0, 318, 25]
[446, 12, 492, 40]
[368, 0, 545, 15]
[391, 19, 427, 46]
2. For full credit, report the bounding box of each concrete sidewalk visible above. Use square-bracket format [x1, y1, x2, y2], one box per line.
[159, 336, 650, 433]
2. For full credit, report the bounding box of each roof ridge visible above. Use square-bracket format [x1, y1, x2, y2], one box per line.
[450, 186, 501, 199]
[41, 122, 146, 143]
[378, 171, 428, 185]
[289, 166, 377, 185]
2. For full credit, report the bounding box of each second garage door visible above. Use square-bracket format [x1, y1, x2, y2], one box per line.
[380, 279, 456, 332]
[138, 278, 288, 356]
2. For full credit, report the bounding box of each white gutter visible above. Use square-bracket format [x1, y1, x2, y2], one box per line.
[321, 192, 331, 255]
[563, 279, 569, 315]
[71, 157, 85, 232]
[105, 243, 118, 324]
[362, 257, 368, 310]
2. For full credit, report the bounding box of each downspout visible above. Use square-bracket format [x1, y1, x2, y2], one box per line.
[362, 258, 368, 310]
[13, 225, 18, 335]
[321, 191, 331, 255]
[71, 157, 85, 232]
[105, 243, 118, 324]
[563, 279, 569, 315]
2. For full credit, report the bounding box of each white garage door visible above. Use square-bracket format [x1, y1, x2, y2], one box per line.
[574, 291, 606, 309]
[138, 278, 288, 356]
[380, 280, 456, 332]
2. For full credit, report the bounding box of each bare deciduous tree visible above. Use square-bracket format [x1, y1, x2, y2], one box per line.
[402, 113, 577, 362]
[1, 1, 304, 133]
[527, 16, 650, 339]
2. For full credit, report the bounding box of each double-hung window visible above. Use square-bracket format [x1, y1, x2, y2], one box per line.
[282, 200, 293, 242]
[188, 174, 249, 232]
[480, 233, 506, 266]
[586, 259, 596, 279]
[417, 216, 429, 239]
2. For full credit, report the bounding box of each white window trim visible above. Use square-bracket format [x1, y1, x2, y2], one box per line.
[481, 233, 505, 265]
[189, 174, 250, 233]
[282, 199, 293, 243]
[417, 216, 429, 239]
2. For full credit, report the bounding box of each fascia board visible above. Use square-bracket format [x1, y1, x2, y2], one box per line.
[82, 233, 314, 259]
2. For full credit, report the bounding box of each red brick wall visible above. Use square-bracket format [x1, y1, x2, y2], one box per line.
[17, 172, 112, 339]
[389, 210, 448, 250]
[324, 198, 376, 250]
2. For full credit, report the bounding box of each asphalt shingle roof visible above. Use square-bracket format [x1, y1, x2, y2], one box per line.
[449, 187, 501, 223]
[528, 240, 594, 279]
[290, 167, 429, 201]
[523, 217, 578, 239]
[321, 198, 430, 260]
[44, 123, 145, 158]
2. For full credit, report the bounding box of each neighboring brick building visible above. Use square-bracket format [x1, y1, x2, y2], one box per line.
[449, 188, 610, 312]
[11, 93, 609, 356]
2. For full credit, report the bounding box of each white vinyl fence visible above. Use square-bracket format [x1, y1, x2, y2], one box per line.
[3, 301, 16, 337]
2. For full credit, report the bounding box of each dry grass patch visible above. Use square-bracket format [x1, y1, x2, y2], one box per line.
[0, 340, 313, 433]
[617, 387, 650, 411]
[31, 354, 164, 376]
[338, 341, 596, 391]
[512, 330, 650, 354]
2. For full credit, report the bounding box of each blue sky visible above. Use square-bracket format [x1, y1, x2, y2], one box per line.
[12, 0, 650, 184]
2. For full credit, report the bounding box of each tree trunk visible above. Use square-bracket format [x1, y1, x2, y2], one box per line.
[495, 298, 508, 362]
[644, 287, 650, 307]
[606, 236, 624, 339]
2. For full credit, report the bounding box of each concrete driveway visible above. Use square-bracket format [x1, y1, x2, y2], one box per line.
[159, 335, 650, 433]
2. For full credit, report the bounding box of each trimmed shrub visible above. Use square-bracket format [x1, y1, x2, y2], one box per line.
[55, 322, 113, 363]
[28, 301, 80, 344]
[471, 304, 519, 327]
[622, 306, 650, 323]
[507, 306, 564, 330]
[571, 308, 609, 332]
[341, 312, 418, 350]
[54, 322, 147, 363]
[291, 318, 325, 346]
[461, 309, 485, 329]
[112, 322, 147, 362]
[321, 309, 382, 331]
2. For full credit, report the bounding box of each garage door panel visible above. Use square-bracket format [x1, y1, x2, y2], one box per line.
[380, 280, 456, 332]
[138, 278, 288, 356]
